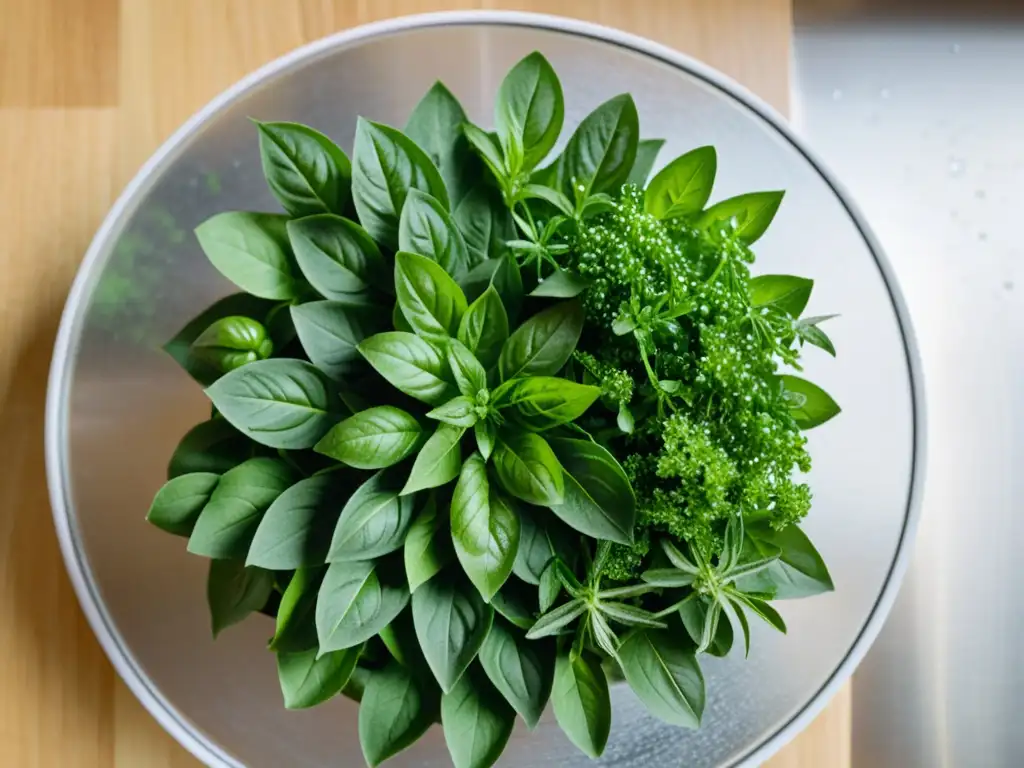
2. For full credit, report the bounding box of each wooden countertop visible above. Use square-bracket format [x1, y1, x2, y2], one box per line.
[0, 1, 849, 765]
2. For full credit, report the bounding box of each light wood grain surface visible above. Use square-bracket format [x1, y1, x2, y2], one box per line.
[0, 1, 849, 766]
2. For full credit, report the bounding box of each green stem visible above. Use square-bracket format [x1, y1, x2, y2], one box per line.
[707, 255, 728, 284]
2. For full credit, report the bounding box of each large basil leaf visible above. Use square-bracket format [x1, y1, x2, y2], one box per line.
[529, 268, 589, 299]
[695, 190, 785, 245]
[551, 650, 611, 758]
[395, 251, 468, 343]
[316, 558, 409, 652]
[290, 300, 378, 379]
[498, 300, 583, 381]
[451, 453, 521, 601]
[491, 578, 537, 631]
[513, 505, 572, 586]
[287, 214, 387, 298]
[399, 188, 471, 278]
[187, 458, 295, 559]
[404, 494, 453, 592]
[734, 521, 834, 599]
[188, 316, 272, 374]
[493, 431, 564, 507]
[207, 558, 274, 637]
[548, 437, 635, 545]
[558, 94, 639, 197]
[412, 571, 493, 692]
[358, 331, 454, 406]
[256, 121, 351, 217]
[403, 423, 465, 495]
[619, 627, 705, 728]
[749, 275, 813, 318]
[405, 82, 477, 205]
[247, 473, 345, 569]
[453, 182, 514, 266]
[457, 286, 509, 371]
[644, 145, 717, 219]
[778, 375, 841, 429]
[328, 469, 417, 561]
[441, 664, 516, 768]
[495, 51, 564, 173]
[276, 644, 361, 710]
[205, 359, 341, 449]
[498, 377, 601, 431]
[625, 138, 665, 188]
[351, 118, 449, 250]
[359, 661, 439, 767]
[195, 212, 299, 300]
[271, 566, 324, 653]
[147, 472, 219, 536]
[478, 618, 554, 729]
[314, 406, 423, 469]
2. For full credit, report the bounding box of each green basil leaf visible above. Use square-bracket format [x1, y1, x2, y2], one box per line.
[358, 331, 454, 406]
[314, 406, 423, 470]
[328, 469, 418, 561]
[412, 571, 494, 692]
[255, 120, 351, 217]
[475, 420, 497, 462]
[493, 431, 564, 506]
[551, 650, 611, 758]
[458, 285, 509, 370]
[558, 94, 639, 197]
[491, 578, 537, 630]
[399, 188, 471, 278]
[733, 593, 787, 633]
[619, 627, 704, 727]
[290, 300, 378, 379]
[521, 183, 575, 217]
[207, 558, 274, 637]
[147, 472, 219, 536]
[405, 82, 477, 205]
[395, 251, 468, 343]
[525, 598, 585, 640]
[538, 561, 563, 613]
[451, 453, 521, 601]
[725, 597, 752, 657]
[548, 437, 635, 545]
[513, 505, 571, 585]
[625, 138, 665, 187]
[188, 458, 295, 559]
[499, 377, 600, 431]
[498, 300, 583, 381]
[479, 618, 553, 729]
[797, 318, 837, 357]
[247, 473, 345, 569]
[495, 51, 564, 173]
[351, 118, 449, 250]
[778, 375, 841, 429]
[404, 494, 452, 592]
[696, 190, 785, 245]
[529, 268, 590, 298]
[462, 255, 523, 323]
[277, 645, 361, 710]
[599, 602, 667, 630]
[734, 521, 834, 599]
[462, 122, 507, 184]
[379, 608, 427, 669]
[316, 558, 409, 652]
[189, 315, 272, 374]
[205, 359, 341, 449]
[428, 395, 479, 428]
[679, 599, 733, 657]
[271, 566, 324, 653]
[195, 212, 299, 300]
[644, 145, 717, 219]
[447, 338, 487, 396]
[287, 214, 388, 299]
[441, 664, 515, 768]
[359, 661, 439, 766]
[403, 423, 466, 495]
[453, 182, 515, 266]
[641, 568, 696, 588]
[749, 274, 814, 317]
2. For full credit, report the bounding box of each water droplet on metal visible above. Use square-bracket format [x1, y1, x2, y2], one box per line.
[832, 89, 843, 101]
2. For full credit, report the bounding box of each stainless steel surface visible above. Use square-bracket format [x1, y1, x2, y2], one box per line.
[46, 12, 923, 768]
[793, 9, 1023, 768]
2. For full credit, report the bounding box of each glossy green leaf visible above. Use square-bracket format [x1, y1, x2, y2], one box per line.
[403, 423, 465, 495]
[316, 558, 409, 653]
[457, 286, 509, 370]
[276, 644, 361, 710]
[548, 437, 635, 545]
[512, 505, 571, 586]
[479, 618, 553, 729]
[679, 599, 733, 658]
[778, 375, 841, 429]
[328, 469, 418, 561]
[733, 521, 834, 599]
[147, 472, 219, 537]
[498, 300, 583, 381]
[399, 188, 471, 278]
[442, 664, 516, 768]
[474, 420, 497, 462]
[796, 316, 837, 357]
[492, 431, 564, 506]
[558, 94, 639, 197]
[498, 377, 600, 431]
[314, 406, 423, 470]
[271, 566, 325, 653]
[395, 251, 468, 343]
[624, 138, 665, 187]
[207, 558, 274, 637]
[359, 661, 439, 767]
[195, 212, 299, 300]
[287, 214, 388, 299]
[749, 274, 814, 318]
[447, 338, 487, 396]
[462, 122, 507, 184]
[256, 121, 351, 217]
[644, 145, 717, 219]
[290, 300, 379, 379]
[641, 568, 696, 588]
[551, 650, 611, 758]
[491, 579, 537, 630]
[404, 494, 452, 592]
[247, 473, 345, 569]
[405, 82, 477, 205]
[188, 315, 272, 374]
[453, 182, 515, 265]
[618, 627, 704, 727]
[461, 254, 523, 324]
[696, 190, 785, 245]
[529, 269, 589, 298]
[495, 51, 564, 173]
[358, 331, 454, 406]
[525, 598, 585, 639]
[732, 592, 787, 633]
[427, 395, 479, 428]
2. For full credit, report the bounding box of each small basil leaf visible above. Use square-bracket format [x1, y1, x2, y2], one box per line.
[733, 593, 787, 633]
[551, 650, 611, 758]
[458, 285, 509, 370]
[498, 300, 583, 381]
[734, 521, 834, 599]
[475, 420, 497, 462]
[525, 598, 585, 639]
[641, 568, 696, 588]
[489, 254, 524, 323]
[778, 375, 841, 429]
[316, 558, 409, 652]
[195, 212, 299, 300]
[188, 458, 295, 559]
[618, 627, 704, 728]
[189, 316, 272, 374]
[287, 214, 388, 298]
[352, 118, 449, 250]
[359, 661, 439, 766]
[499, 377, 601, 432]
[529, 268, 590, 298]
[255, 120, 351, 217]
[491, 578, 538, 630]
[797, 319, 837, 357]
[277, 645, 360, 710]
[696, 190, 785, 245]
[207, 558, 274, 637]
[749, 274, 814, 318]
[399, 188, 471, 278]
[404, 494, 452, 592]
[147, 472, 219, 537]
[395, 250, 468, 343]
[558, 94, 639, 197]
[495, 51, 564, 173]
[493, 431, 564, 506]
[453, 182, 515, 265]
[358, 331, 454, 406]
[291, 301, 379, 379]
[548, 437, 635, 545]
[405, 82, 477, 205]
[521, 183, 575, 217]
[403, 423, 466, 495]
[679, 599, 733, 657]
[538, 561, 563, 613]
[314, 406, 423, 470]
[412, 571, 494, 692]
[599, 602, 667, 630]
[428, 396, 479, 428]
[271, 566, 325, 653]
[447, 338, 488, 396]
[625, 138, 665, 187]
[644, 145, 717, 219]
[441, 664, 516, 768]
[727, 598, 752, 657]
[513, 505, 572, 586]
[451, 453, 521, 601]
[328, 469, 418, 561]
[247, 473, 346, 569]
[462, 122, 507, 183]
[205, 359, 341, 449]
[479, 618, 554, 729]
